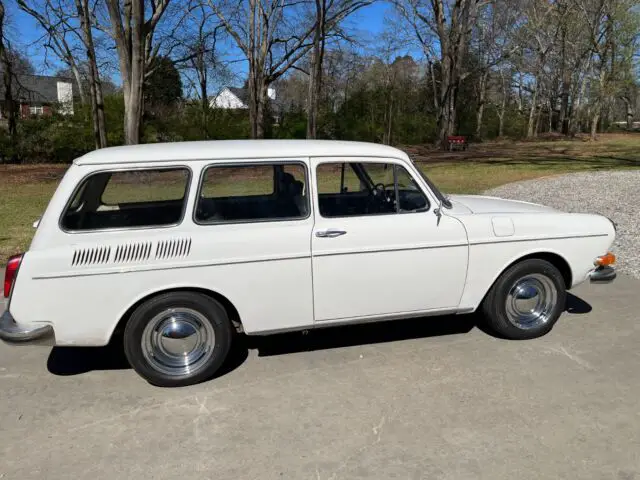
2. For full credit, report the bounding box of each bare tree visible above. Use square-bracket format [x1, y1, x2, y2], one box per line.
[105, 0, 171, 144]
[515, 0, 558, 137]
[0, 0, 17, 146]
[17, 0, 86, 103]
[575, 0, 622, 139]
[19, 0, 109, 148]
[75, 0, 107, 148]
[305, 0, 370, 138]
[210, 0, 321, 138]
[470, 0, 520, 139]
[493, 67, 511, 137]
[396, 0, 484, 147]
[172, 1, 228, 138]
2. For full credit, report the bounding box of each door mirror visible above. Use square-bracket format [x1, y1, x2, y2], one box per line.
[434, 200, 443, 225]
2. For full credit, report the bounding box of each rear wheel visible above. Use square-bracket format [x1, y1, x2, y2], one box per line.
[482, 259, 566, 340]
[124, 292, 232, 387]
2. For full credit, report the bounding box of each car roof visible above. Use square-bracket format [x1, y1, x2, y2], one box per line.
[73, 140, 409, 166]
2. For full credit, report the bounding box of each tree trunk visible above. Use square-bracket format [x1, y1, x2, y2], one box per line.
[256, 87, 266, 139]
[590, 112, 599, 140]
[431, 0, 478, 148]
[106, 0, 141, 145]
[0, 0, 17, 151]
[589, 59, 607, 141]
[497, 110, 505, 138]
[516, 73, 524, 114]
[571, 59, 590, 135]
[383, 91, 393, 145]
[527, 78, 538, 138]
[198, 59, 209, 138]
[246, 0, 261, 139]
[436, 56, 452, 146]
[558, 82, 570, 135]
[249, 77, 268, 139]
[69, 63, 87, 105]
[557, 21, 570, 135]
[475, 71, 488, 140]
[306, 0, 325, 139]
[76, 0, 107, 148]
[106, 0, 168, 145]
[497, 70, 507, 137]
[125, 0, 145, 145]
[248, 66, 267, 139]
[621, 96, 633, 129]
[429, 61, 438, 111]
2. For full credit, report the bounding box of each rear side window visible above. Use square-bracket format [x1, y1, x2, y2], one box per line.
[61, 167, 190, 231]
[195, 163, 308, 223]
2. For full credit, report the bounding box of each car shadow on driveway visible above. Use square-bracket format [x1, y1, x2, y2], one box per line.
[46, 293, 591, 378]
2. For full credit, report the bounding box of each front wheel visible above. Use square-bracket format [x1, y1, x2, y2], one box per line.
[481, 259, 567, 340]
[124, 292, 232, 387]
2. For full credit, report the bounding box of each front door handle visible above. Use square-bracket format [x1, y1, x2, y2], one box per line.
[315, 229, 347, 238]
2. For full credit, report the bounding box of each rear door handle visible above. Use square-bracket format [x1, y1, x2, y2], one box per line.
[315, 229, 347, 238]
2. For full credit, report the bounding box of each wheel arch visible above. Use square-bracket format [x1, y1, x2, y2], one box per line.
[474, 250, 573, 311]
[505, 252, 572, 289]
[109, 286, 243, 342]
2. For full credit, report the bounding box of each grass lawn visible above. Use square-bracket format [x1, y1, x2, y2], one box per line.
[1, 133, 639, 265]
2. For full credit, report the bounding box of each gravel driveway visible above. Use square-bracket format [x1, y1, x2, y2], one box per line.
[485, 170, 640, 280]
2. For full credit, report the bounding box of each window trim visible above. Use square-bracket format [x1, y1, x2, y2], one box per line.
[29, 105, 44, 115]
[193, 160, 311, 226]
[58, 165, 193, 234]
[315, 160, 430, 219]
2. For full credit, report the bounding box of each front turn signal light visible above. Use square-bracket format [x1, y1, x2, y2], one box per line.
[595, 252, 616, 267]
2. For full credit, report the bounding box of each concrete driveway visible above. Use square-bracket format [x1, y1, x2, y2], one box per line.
[1, 276, 640, 480]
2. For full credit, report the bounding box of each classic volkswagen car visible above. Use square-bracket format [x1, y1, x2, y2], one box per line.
[1, 140, 616, 386]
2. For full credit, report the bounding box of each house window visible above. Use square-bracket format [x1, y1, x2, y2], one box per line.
[29, 106, 44, 115]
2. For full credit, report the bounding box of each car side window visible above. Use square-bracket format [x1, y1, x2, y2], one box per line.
[195, 163, 309, 223]
[316, 162, 428, 218]
[60, 167, 190, 231]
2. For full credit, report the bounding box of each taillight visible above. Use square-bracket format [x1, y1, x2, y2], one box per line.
[4, 253, 23, 298]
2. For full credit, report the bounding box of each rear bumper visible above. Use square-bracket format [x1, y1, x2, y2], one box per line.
[0, 310, 55, 345]
[589, 266, 616, 284]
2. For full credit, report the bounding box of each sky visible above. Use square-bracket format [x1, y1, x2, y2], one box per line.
[6, 0, 417, 89]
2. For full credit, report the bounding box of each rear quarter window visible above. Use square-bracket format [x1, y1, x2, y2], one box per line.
[61, 167, 190, 231]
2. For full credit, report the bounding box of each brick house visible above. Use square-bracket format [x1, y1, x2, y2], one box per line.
[0, 74, 75, 119]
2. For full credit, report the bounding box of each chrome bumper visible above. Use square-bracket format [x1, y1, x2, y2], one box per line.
[589, 266, 616, 284]
[0, 310, 55, 345]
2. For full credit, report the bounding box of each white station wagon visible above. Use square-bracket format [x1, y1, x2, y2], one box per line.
[1, 140, 617, 386]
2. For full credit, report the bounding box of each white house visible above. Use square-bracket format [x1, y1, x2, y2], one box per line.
[210, 86, 276, 109]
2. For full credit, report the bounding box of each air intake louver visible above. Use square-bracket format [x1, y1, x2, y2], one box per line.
[113, 242, 152, 263]
[72, 246, 112, 266]
[155, 238, 192, 260]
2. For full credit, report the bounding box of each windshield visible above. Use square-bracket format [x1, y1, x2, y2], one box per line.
[413, 163, 452, 208]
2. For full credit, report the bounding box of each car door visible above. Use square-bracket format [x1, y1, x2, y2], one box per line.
[310, 157, 469, 322]
[192, 160, 315, 334]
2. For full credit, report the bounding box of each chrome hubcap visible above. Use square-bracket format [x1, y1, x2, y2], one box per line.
[505, 274, 558, 330]
[141, 308, 215, 377]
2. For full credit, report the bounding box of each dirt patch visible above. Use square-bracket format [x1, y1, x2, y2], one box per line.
[0, 164, 68, 185]
[402, 133, 640, 165]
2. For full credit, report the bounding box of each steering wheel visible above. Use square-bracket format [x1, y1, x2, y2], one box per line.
[372, 183, 395, 202]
